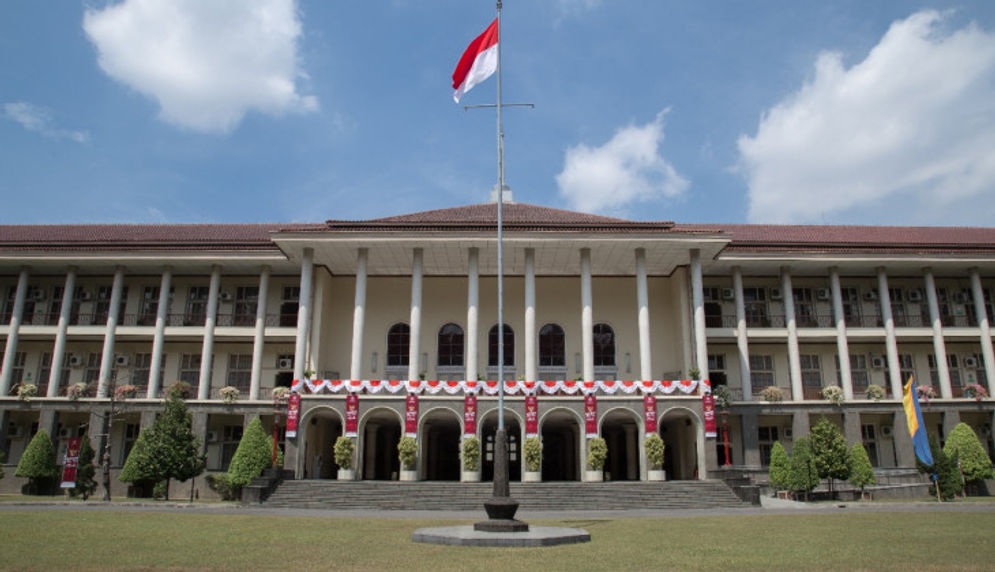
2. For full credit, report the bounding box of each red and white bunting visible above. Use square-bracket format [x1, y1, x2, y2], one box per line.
[291, 378, 707, 396]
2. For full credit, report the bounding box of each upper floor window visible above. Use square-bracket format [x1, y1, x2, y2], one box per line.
[750, 355, 774, 388]
[387, 323, 410, 367]
[593, 323, 615, 367]
[488, 324, 514, 367]
[539, 324, 565, 367]
[743, 287, 768, 327]
[437, 323, 464, 367]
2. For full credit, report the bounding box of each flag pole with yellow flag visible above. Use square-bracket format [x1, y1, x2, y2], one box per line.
[902, 376, 940, 501]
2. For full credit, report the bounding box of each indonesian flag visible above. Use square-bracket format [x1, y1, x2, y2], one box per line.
[452, 18, 499, 103]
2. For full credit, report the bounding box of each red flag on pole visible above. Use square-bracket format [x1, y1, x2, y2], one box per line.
[452, 18, 499, 102]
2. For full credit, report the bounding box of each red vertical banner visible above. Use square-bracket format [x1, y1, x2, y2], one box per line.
[703, 393, 717, 438]
[60, 437, 82, 488]
[405, 393, 419, 437]
[285, 393, 301, 438]
[463, 394, 477, 437]
[345, 393, 359, 437]
[525, 394, 538, 437]
[643, 393, 657, 436]
[584, 393, 598, 438]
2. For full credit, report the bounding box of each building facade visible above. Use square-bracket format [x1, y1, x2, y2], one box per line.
[1, 201, 993, 496]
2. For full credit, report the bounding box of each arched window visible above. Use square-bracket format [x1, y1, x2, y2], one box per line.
[593, 323, 615, 367]
[437, 323, 464, 366]
[488, 324, 514, 366]
[538, 324, 565, 367]
[387, 323, 410, 367]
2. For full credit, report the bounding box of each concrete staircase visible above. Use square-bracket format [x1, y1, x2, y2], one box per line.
[261, 480, 750, 511]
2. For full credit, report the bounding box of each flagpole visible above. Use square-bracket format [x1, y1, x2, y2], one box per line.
[496, 0, 505, 434]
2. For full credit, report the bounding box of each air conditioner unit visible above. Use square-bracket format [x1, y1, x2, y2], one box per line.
[870, 356, 886, 369]
[68, 354, 83, 368]
[7, 423, 23, 438]
[880, 425, 893, 438]
[219, 292, 233, 302]
[721, 288, 735, 301]
[30, 288, 46, 301]
[769, 287, 782, 301]
[863, 290, 878, 301]
[907, 289, 923, 302]
[783, 427, 793, 439]
[953, 292, 970, 304]
[114, 354, 130, 367]
[953, 304, 967, 316]
[143, 290, 155, 300]
[816, 288, 831, 301]
[58, 427, 72, 439]
[278, 358, 294, 370]
[206, 430, 219, 443]
[964, 356, 979, 369]
[79, 291, 92, 301]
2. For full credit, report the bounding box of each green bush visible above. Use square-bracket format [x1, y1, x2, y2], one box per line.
[70, 438, 97, 500]
[461, 436, 480, 471]
[523, 437, 542, 472]
[943, 423, 994, 485]
[205, 473, 239, 501]
[644, 433, 665, 470]
[768, 441, 790, 492]
[918, 432, 963, 501]
[119, 428, 158, 496]
[228, 418, 273, 488]
[809, 417, 850, 493]
[398, 436, 417, 470]
[333, 436, 355, 471]
[15, 430, 58, 494]
[848, 442, 877, 493]
[788, 436, 819, 500]
[586, 437, 607, 470]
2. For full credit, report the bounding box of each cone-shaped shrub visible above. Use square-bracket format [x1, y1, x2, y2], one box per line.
[943, 422, 994, 485]
[72, 438, 98, 500]
[15, 430, 58, 492]
[848, 442, 876, 492]
[768, 441, 790, 492]
[227, 417, 273, 488]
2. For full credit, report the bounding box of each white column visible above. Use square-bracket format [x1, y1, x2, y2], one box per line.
[970, 268, 995, 394]
[878, 267, 903, 399]
[350, 249, 368, 381]
[48, 267, 76, 397]
[198, 266, 221, 400]
[580, 248, 594, 382]
[690, 249, 709, 381]
[733, 267, 751, 400]
[830, 268, 854, 399]
[294, 248, 314, 382]
[524, 248, 536, 383]
[147, 267, 172, 398]
[250, 265, 270, 399]
[97, 267, 125, 398]
[408, 248, 423, 382]
[924, 268, 952, 399]
[466, 248, 479, 382]
[781, 268, 802, 401]
[635, 248, 652, 381]
[0, 267, 30, 395]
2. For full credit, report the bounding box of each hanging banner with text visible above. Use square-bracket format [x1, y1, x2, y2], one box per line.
[345, 393, 359, 437]
[285, 393, 301, 439]
[463, 394, 477, 437]
[643, 393, 657, 436]
[60, 437, 82, 488]
[405, 393, 419, 437]
[584, 394, 598, 438]
[702, 393, 717, 438]
[525, 394, 539, 437]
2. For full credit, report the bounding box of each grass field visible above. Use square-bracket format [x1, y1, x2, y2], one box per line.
[1, 509, 994, 571]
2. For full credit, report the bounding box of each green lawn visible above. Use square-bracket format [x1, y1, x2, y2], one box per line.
[1, 510, 993, 570]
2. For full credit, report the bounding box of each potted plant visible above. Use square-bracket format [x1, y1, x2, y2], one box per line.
[761, 385, 784, 403]
[917, 385, 936, 404]
[333, 436, 355, 480]
[219, 385, 240, 405]
[460, 436, 481, 482]
[166, 381, 192, 400]
[821, 385, 844, 406]
[865, 384, 886, 402]
[272, 386, 291, 402]
[303, 368, 316, 380]
[645, 433, 666, 481]
[398, 436, 417, 481]
[963, 383, 989, 402]
[114, 384, 138, 400]
[15, 382, 37, 402]
[66, 382, 88, 401]
[585, 437, 607, 482]
[523, 436, 542, 482]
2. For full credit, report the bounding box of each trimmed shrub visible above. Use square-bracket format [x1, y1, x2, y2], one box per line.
[205, 473, 238, 501]
[119, 428, 158, 497]
[943, 423, 994, 486]
[848, 442, 876, 493]
[918, 432, 963, 501]
[768, 441, 790, 492]
[644, 433, 665, 470]
[586, 437, 607, 470]
[71, 438, 98, 500]
[523, 436, 542, 472]
[809, 417, 850, 493]
[461, 436, 480, 471]
[227, 418, 273, 489]
[333, 436, 355, 471]
[15, 430, 58, 494]
[398, 436, 417, 470]
[787, 436, 819, 500]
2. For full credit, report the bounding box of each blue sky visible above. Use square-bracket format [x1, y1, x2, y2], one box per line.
[2, 1, 995, 226]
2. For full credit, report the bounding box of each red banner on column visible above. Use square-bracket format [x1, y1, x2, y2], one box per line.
[525, 394, 538, 437]
[405, 393, 419, 437]
[463, 394, 477, 437]
[345, 393, 359, 437]
[584, 393, 598, 438]
[60, 437, 82, 489]
[703, 393, 717, 438]
[643, 393, 657, 436]
[285, 393, 301, 438]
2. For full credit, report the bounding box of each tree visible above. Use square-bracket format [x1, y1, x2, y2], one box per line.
[768, 441, 790, 492]
[145, 391, 205, 500]
[227, 417, 272, 490]
[848, 442, 876, 495]
[71, 438, 97, 501]
[787, 436, 819, 500]
[119, 428, 159, 496]
[943, 423, 994, 488]
[917, 432, 963, 501]
[15, 430, 58, 494]
[809, 417, 850, 493]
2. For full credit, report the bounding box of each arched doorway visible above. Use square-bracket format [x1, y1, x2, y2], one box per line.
[660, 408, 700, 480]
[481, 410, 521, 482]
[302, 407, 343, 479]
[540, 408, 580, 482]
[421, 408, 461, 481]
[360, 408, 402, 481]
[600, 408, 640, 481]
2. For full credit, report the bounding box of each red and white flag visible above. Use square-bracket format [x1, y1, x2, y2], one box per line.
[452, 18, 499, 103]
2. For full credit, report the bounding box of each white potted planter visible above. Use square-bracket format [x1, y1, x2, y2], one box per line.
[585, 437, 607, 483]
[523, 471, 541, 483]
[585, 469, 604, 482]
[337, 468, 355, 481]
[400, 469, 418, 482]
[647, 469, 666, 481]
[461, 470, 481, 482]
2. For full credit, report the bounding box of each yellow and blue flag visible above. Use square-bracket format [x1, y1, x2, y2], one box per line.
[902, 377, 934, 466]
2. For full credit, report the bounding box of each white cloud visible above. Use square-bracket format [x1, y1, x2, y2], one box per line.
[738, 11, 995, 224]
[556, 111, 689, 215]
[83, 0, 317, 134]
[3, 102, 90, 143]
